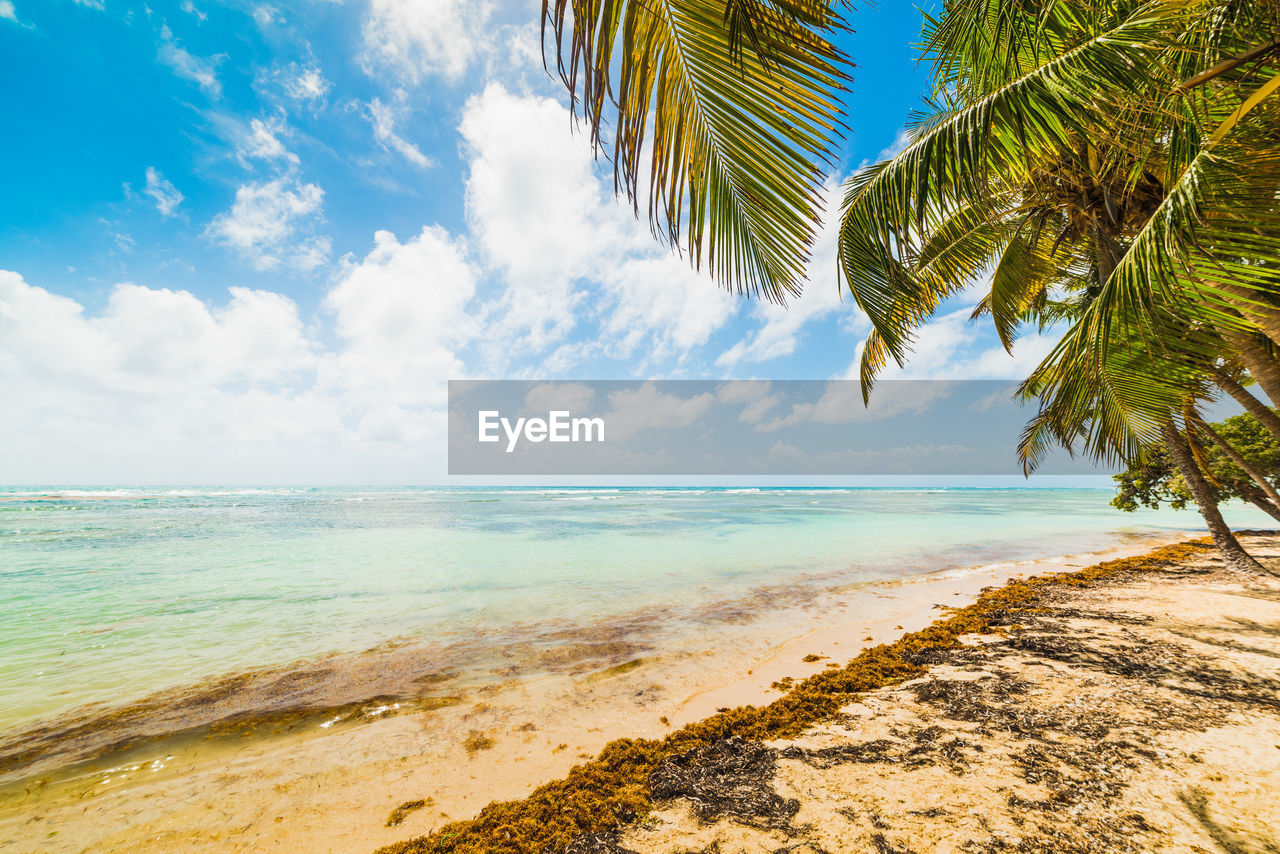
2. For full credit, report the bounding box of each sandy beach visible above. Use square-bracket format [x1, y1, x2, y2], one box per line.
[11, 0, 1280, 852]
[3, 530, 1252, 853]
[595, 535, 1280, 854]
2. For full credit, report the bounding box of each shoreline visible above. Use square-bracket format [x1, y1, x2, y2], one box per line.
[0, 531, 1200, 853]
[587, 532, 1280, 854]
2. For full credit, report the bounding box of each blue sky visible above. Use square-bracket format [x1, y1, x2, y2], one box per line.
[0, 0, 1062, 483]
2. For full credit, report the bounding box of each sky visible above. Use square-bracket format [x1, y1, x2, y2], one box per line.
[0, 0, 1066, 484]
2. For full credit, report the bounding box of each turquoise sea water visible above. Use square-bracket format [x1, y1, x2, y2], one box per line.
[0, 486, 1271, 735]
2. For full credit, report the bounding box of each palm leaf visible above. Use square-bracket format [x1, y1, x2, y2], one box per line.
[542, 0, 851, 300]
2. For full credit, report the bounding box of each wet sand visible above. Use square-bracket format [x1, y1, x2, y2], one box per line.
[0, 533, 1194, 853]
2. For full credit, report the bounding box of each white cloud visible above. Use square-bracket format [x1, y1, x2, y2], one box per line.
[0, 270, 313, 408]
[965, 331, 1062, 379]
[523, 382, 596, 414]
[715, 176, 863, 370]
[717, 380, 780, 423]
[756, 379, 953, 431]
[71, 0, 104, 8]
[144, 167, 184, 217]
[459, 83, 736, 368]
[157, 25, 221, 98]
[361, 0, 492, 82]
[257, 62, 331, 108]
[323, 227, 479, 418]
[845, 304, 1064, 382]
[365, 98, 434, 168]
[865, 307, 979, 380]
[237, 116, 298, 165]
[207, 177, 329, 271]
[0, 2, 19, 23]
[0, 271, 352, 482]
[603, 384, 716, 442]
[597, 255, 738, 364]
[281, 63, 330, 104]
[96, 283, 315, 387]
[252, 4, 281, 28]
[180, 0, 207, 22]
[0, 242, 480, 480]
[866, 127, 911, 168]
[460, 84, 607, 349]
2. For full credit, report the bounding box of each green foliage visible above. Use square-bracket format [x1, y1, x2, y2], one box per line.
[1112, 412, 1280, 512]
[1111, 444, 1184, 512]
[541, 0, 852, 301]
[838, 0, 1280, 463]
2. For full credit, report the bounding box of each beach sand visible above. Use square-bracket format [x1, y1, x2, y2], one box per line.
[600, 535, 1280, 854]
[4, 531, 1276, 853]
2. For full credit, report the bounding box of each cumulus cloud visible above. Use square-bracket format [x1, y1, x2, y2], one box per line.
[285, 65, 329, 102]
[460, 83, 736, 367]
[361, 0, 492, 82]
[755, 380, 954, 432]
[365, 98, 434, 168]
[0, 271, 319, 466]
[324, 227, 480, 418]
[1, 274, 311, 391]
[844, 304, 1063, 383]
[0, 233, 485, 480]
[206, 177, 329, 270]
[259, 62, 331, 108]
[717, 380, 780, 423]
[0, 2, 20, 24]
[252, 4, 282, 28]
[602, 383, 716, 442]
[144, 167, 184, 217]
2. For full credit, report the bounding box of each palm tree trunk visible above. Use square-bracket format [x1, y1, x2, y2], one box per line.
[1217, 326, 1280, 407]
[1210, 370, 1280, 443]
[1161, 421, 1265, 573]
[1194, 419, 1280, 508]
[1093, 220, 1120, 284]
[1236, 482, 1280, 523]
[1220, 284, 1280, 351]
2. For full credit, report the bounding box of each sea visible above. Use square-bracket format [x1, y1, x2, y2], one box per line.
[1, 486, 1270, 738]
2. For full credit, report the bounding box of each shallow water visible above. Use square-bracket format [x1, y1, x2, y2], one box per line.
[0, 486, 1270, 737]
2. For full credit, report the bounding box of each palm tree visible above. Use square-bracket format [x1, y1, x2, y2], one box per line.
[540, 0, 853, 302]
[541, 1, 1280, 339]
[830, 0, 1280, 569]
[541, 0, 1280, 568]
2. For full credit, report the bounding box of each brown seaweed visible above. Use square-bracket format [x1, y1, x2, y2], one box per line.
[376, 538, 1218, 854]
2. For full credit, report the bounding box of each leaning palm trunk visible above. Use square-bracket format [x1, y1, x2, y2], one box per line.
[1210, 370, 1280, 443]
[1220, 285, 1280, 352]
[1161, 422, 1265, 573]
[1194, 419, 1280, 509]
[1235, 482, 1280, 523]
[1216, 327, 1280, 408]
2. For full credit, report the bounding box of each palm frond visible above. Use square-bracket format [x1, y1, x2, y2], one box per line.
[842, 200, 1009, 381]
[1017, 320, 1212, 471]
[1075, 105, 1280, 373]
[838, 3, 1180, 332]
[542, 0, 852, 300]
